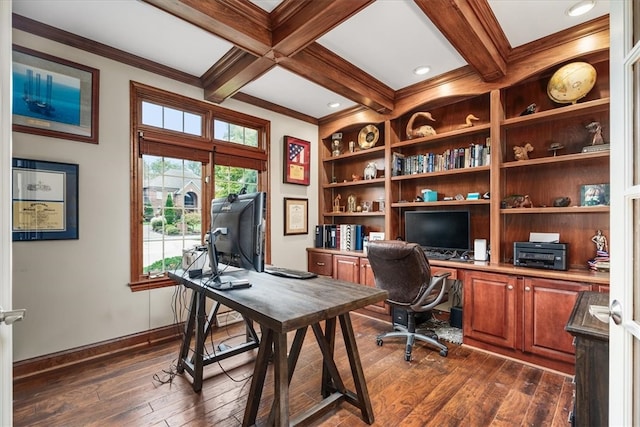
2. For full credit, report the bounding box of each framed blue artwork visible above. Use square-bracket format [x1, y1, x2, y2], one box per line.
[12, 45, 99, 144]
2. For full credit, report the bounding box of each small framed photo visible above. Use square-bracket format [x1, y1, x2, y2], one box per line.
[12, 158, 79, 241]
[284, 135, 310, 186]
[12, 45, 99, 144]
[580, 184, 610, 206]
[284, 198, 308, 235]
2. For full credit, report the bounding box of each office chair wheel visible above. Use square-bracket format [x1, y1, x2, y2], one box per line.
[439, 348, 448, 357]
[404, 352, 411, 362]
[376, 338, 383, 346]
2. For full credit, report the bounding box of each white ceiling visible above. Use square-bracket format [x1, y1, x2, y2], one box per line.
[11, 0, 610, 120]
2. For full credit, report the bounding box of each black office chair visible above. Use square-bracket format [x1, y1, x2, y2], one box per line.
[366, 240, 451, 361]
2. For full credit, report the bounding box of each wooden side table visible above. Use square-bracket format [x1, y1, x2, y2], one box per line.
[565, 291, 609, 426]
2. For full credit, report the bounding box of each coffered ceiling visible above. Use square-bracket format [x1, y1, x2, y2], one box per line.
[11, 0, 610, 122]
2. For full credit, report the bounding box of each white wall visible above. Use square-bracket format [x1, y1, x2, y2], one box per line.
[11, 30, 317, 361]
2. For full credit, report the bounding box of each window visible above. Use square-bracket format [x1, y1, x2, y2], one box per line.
[130, 81, 270, 290]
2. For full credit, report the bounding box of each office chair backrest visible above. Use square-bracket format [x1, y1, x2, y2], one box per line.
[366, 240, 431, 305]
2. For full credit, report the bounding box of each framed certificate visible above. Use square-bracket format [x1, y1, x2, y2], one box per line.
[284, 198, 308, 235]
[12, 158, 79, 241]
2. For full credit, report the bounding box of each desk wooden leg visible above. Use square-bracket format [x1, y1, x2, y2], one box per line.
[339, 313, 374, 424]
[243, 328, 273, 427]
[319, 318, 336, 397]
[272, 331, 289, 426]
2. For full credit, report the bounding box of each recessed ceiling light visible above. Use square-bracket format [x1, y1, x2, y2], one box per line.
[413, 66, 431, 76]
[566, 0, 596, 17]
[327, 102, 341, 109]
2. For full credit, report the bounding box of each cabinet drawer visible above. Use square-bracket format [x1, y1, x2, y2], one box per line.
[308, 252, 333, 276]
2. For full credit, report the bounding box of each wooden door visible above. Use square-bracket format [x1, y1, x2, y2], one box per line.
[463, 271, 517, 349]
[333, 255, 359, 283]
[522, 278, 589, 363]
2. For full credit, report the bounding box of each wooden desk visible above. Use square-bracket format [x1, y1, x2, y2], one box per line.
[169, 269, 387, 427]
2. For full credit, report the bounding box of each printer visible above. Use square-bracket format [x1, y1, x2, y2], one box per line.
[514, 242, 568, 271]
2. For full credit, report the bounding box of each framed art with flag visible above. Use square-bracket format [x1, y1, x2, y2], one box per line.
[284, 135, 310, 185]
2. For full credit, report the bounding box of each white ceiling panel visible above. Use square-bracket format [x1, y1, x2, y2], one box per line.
[12, 0, 233, 76]
[489, 0, 610, 48]
[317, 0, 466, 90]
[241, 67, 357, 118]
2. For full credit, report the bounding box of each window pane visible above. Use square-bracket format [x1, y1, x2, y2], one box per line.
[215, 165, 258, 198]
[214, 119, 230, 141]
[229, 124, 243, 144]
[164, 107, 183, 132]
[142, 101, 163, 127]
[142, 155, 202, 275]
[184, 112, 202, 136]
[245, 128, 258, 147]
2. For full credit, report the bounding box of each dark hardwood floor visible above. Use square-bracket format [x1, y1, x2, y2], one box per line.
[14, 313, 574, 426]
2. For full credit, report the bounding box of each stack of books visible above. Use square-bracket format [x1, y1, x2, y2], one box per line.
[314, 224, 365, 250]
[588, 250, 610, 272]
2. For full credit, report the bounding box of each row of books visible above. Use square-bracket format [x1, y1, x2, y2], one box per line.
[392, 142, 490, 176]
[314, 224, 366, 251]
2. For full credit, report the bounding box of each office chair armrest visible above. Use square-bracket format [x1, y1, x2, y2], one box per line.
[410, 271, 451, 311]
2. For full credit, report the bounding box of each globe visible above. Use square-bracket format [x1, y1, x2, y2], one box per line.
[547, 62, 597, 104]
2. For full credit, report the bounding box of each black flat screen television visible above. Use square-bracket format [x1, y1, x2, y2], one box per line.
[404, 210, 470, 253]
[208, 192, 266, 284]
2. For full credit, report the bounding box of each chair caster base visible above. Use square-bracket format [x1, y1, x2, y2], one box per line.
[376, 338, 383, 346]
[439, 349, 448, 357]
[404, 353, 411, 362]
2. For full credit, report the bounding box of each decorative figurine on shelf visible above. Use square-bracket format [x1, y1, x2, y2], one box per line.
[501, 194, 526, 208]
[520, 195, 533, 208]
[591, 229, 609, 253]
[458, 114, 480, 128]
[548, 142, 565, 157]
[351, 174, 362, 181]
[588, 229, 610, 272]
[331, 132, 343, 157]
[519, 103, 537, 116]
[513, 143, 534, 161]
[586, 121, 604, 145]
[553, 196, 571, 207]
[406, 112, 437, 139]
[361, 201, 370, 212]
[349, 140, 356, 153]
[364, 162, 377, 180]
[333, 194, 342, 213]
[347, 194, 357, 213]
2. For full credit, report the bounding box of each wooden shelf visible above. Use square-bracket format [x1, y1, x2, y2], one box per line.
[502, 98, 609, 129]
[501, 206, 609, 214]
[323, 177, 385, 188]
[322, 211, 385, 217]
[392, 199, 490, 208]
[391, 123, 491, 149]
[501, 150, 609, 169]
[391, 165, 490, 181]
[322, 145, 385, 163]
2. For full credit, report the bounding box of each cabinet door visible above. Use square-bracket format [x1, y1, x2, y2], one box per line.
[463, 271, 517, 349]
[333, 255, 360, 283]
[307, 251, 333, 276]
[359, 258, 389, 314]
[522, 278, 590, 363]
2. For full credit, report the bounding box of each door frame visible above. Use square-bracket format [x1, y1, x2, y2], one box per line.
[609, 2, 639, 425]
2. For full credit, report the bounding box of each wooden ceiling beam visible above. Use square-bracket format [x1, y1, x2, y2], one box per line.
[414, 0, 509, 82]
[270, 0, 373, 57]
[201, 48, 275, 103]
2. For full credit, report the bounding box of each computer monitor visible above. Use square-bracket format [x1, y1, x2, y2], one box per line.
[404, 210, 470, 253]
[208, 191, 266, 284]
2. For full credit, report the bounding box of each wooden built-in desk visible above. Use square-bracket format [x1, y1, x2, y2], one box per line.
[169, 269, 387, 427]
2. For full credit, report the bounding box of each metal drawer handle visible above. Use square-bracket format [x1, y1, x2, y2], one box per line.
[316, 262, 325, 266]
[507, 285, 513, 290]
[525, 286, 531, 292]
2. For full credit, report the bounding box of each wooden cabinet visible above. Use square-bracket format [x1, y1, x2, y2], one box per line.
[333, 254, 360, 283]
[463, 270, 589, 373]
[522, 278, 590, 364]
[359, 258, 387, 314]
[463, 271, 518, 349]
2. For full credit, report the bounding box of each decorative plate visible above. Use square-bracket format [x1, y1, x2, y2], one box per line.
[358, 125, 379, 149]
[547, 62, 597, 104]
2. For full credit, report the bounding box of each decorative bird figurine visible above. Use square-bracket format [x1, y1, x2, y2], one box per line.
[519, 103, 537, 116]
[406, 112, 436, 139]
[458, 114, 480, 128]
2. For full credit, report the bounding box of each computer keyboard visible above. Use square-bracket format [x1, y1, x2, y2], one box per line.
[264, 267, 317, 279]
[423, 251, 453, 260]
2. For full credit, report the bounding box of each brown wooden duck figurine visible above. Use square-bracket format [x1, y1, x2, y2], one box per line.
[406, 112, 436, 139]
[458, 114, 480, 128]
